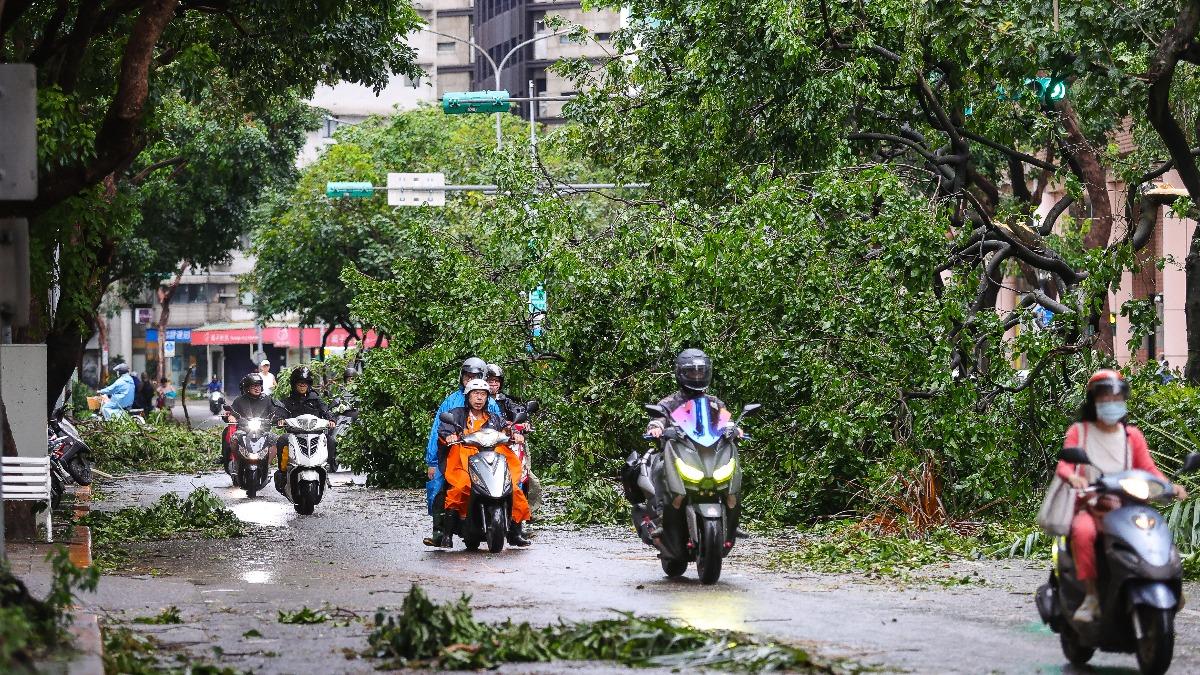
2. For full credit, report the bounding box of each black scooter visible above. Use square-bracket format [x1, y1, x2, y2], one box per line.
[625, 399, 759, 584]
[48, 405, 93, 486]
[1036, 446, 1200, 675]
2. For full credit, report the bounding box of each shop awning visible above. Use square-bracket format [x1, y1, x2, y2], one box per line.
[191, 323, 383, 348]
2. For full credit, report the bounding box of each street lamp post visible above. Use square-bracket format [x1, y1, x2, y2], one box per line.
[422, 27, 571, 150]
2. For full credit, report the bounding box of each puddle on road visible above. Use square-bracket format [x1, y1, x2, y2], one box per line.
[228, 499, 295, 527]
[240, 570, 273, 584]
[670, 592, 748, 632]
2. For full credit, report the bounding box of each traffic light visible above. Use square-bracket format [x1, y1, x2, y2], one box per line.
[1025, 77, 1068, 105]
[442, 90, 511, 115]
[325, 182, 375, 199]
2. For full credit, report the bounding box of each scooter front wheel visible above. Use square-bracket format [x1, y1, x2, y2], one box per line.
[1135, 607, 1174, 675]
[1059, 626, 1094, 667]
[485, 505, 506, 553]
[696, 518, 724, 585]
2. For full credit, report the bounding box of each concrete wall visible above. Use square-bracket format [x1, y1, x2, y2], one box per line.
[0, 344, 47, 458]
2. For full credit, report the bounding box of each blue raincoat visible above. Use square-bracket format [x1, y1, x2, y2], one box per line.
[425, 388, 501, 514]
[98, 373, 136, 419]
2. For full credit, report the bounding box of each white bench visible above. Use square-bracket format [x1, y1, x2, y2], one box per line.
[2, 456, 53, 542]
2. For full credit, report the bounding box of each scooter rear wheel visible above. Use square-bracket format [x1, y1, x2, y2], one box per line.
[66, 454, 92, 485]
[1135, 607, 1174, 675]
[1059, 626, 1094, 667]
[661, 558, 687, 577]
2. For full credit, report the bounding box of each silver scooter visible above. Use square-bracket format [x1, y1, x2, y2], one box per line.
[1037, 446, 1200, 675]
[438, 410, 526, 552]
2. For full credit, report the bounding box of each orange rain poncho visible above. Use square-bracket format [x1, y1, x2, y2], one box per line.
[442, 410, 530, 523]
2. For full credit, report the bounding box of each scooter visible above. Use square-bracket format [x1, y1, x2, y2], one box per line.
[48, 405, 92, 487]
[624, 398, 759, 584]
[438, 409, 527, 553]
[276, 414, 331, 515]
[1036, 446, 1200, 675]
[223, 406, 275, 498]
[208, 390, 225, 415]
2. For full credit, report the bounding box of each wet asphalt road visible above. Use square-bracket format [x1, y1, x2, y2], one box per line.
[30, 472, 1200, 673]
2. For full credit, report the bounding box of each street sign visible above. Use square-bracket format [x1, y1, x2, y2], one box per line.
[387, 172, 446, 207]
[163, 341, 176, 358]
[442, 90, 510, 115]
[325, 182, 375, 199]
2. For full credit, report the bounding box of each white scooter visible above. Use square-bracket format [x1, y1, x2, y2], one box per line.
[276, 414, 331, 515]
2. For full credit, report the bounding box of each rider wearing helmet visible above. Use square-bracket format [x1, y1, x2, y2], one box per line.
[221, 372, 283, 466]
[424, 358, 502, 546]
[1055, 369, 1187, 623]
[98, 363, 137, 419]
[274, 367, 337, 490]
[437, 378, 531, 547]
[484, 363, 524, 422]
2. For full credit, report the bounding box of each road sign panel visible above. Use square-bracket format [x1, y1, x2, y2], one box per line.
[387, 172, 446, 207]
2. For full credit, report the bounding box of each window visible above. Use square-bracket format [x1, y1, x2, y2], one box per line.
[596, 32, 612, 41]
[438, 41, 456, 52]
[559, 35, 576, 45]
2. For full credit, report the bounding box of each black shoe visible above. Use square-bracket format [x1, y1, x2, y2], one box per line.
[506, 522, 531, 547]
[273, 470, 286, 494]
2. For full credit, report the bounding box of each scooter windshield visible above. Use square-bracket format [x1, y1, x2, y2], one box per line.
[670, 397, 731, 447]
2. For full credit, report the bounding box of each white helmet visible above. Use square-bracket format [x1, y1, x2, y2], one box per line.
[463, 378, 490, 395]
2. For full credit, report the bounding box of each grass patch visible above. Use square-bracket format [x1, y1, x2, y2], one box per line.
[1, 548, 99, 671]
[81, 488, 243, 572]
[368, 585, 834, 671]
[80, 416, 221, 474]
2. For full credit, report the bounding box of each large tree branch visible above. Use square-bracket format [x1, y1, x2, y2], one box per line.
[958, 128, 1057, 172]
[1147, 0, 1200, 201]
[1058, 100, 1114, 249]
[129, 155, 187, 185]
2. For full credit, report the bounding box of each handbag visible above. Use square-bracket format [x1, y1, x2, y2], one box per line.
[1036, 423, 1084, 535]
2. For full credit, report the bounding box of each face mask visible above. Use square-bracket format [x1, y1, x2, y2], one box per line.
[1095, 401, 1127, 424]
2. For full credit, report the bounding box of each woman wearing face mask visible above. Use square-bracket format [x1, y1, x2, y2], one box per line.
[1056, 369, 1189, 623]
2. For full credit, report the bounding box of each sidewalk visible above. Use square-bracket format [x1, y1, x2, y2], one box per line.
[6, 486, 104, 675]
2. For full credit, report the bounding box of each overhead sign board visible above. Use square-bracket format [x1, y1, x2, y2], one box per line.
[387, 172, 446, 207]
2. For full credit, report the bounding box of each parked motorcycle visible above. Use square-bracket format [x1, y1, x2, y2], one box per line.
[624, 398, 759, 584]
[208, 390, 225, 415]
[277, 413, 332, 515]
[438, 409, 527, 553]
[223, 406, 275, 498]
[1036, 445, 1200, 675]
[48, 405, 93, 487]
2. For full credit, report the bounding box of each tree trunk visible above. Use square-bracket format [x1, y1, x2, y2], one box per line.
[45, 320, 90, 416]
[155, 264, 188, 382]
[319, 324, 334, 362]
[1186, 233, 1200, 383]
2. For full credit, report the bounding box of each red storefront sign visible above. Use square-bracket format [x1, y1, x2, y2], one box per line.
[191, 326, 383, 348]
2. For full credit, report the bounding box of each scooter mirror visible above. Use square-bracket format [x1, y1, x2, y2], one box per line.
[438, 411, 457, 425]
[660, 428, 679, 441]
[741, 403, 762, 416]
[524, 400, 540, 415]
[1179, 452, 1200, 475]
[1059, 446, 1090, 465]
[644, 403, 670, 418]
[511, 411, 529, 424]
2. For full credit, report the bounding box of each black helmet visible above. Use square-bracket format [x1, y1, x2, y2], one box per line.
[460, 357, 486, 381]
[343, 366, 357, 382]
[290, 366, 314, 389]
[485, 363, 504, 384]
[240, 372, 265, 397]
[674, 349, 712, 393]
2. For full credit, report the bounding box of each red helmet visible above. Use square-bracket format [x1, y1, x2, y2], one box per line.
[1086, 369, 1129, 400]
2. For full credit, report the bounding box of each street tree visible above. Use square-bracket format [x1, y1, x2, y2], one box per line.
[564, 0, 1200, 381]
[0, 0, 424, 402]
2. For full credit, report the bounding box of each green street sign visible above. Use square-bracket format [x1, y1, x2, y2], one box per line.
[325, 182, 375, 199]
[442, 90, 511, 115]
[1027, 77, 1067, 104]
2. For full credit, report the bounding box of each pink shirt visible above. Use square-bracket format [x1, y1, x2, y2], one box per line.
[1056, 423, 1164, 482]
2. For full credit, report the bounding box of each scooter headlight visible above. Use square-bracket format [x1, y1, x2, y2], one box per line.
[246, 418, 263, 433]
[1133, 513, 1157, 530]
[1118, 477, 1152, 500]
[713, 457, 736, 483]
[674, 457, 705, 483]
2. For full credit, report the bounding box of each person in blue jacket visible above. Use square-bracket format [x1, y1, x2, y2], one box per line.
[423, 357, 501, 547]
[98, 363, 137, 419]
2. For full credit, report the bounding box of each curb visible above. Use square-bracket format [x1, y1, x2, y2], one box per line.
[68, 483, 103, 675]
